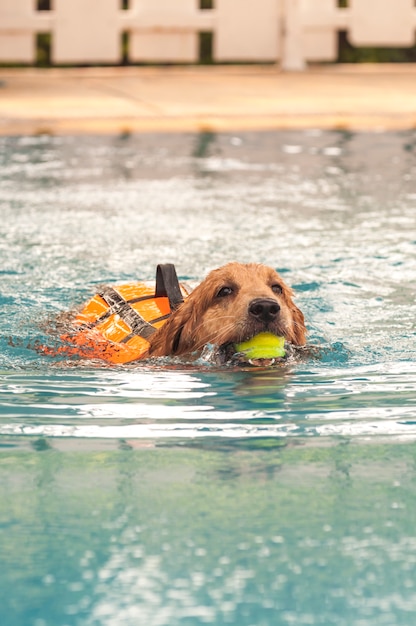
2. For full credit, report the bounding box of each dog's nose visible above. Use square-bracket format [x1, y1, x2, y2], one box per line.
[249, 298, 280, 323]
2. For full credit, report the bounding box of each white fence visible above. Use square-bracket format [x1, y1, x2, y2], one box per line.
[1, 0, 416, 70]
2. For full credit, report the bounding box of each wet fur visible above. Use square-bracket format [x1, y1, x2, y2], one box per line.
[147, 262, 306, 358]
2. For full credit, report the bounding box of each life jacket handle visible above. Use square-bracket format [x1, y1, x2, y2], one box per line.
[155, 264, 184, 311]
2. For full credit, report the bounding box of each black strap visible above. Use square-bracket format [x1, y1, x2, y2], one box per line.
[99, 287, 156, 340]
[155, 264, 184, 311]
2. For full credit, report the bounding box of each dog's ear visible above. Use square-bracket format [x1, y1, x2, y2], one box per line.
[280, 281, 307, 346]
[147, 298, 198, 357]
[289, 303, 307, 345]
[279, 279, 307, 346]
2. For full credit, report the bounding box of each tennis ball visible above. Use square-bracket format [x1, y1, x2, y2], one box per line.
[235, 332, 286, 359]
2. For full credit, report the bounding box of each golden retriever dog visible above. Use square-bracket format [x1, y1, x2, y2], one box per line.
[48, 262, 306, 365]
[147, 262, 306, 360]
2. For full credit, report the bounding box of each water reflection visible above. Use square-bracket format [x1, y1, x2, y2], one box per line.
[2, 443, 416, 626]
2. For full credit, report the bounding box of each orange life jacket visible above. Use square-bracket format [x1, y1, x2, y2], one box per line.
[61, 264, 188, 364]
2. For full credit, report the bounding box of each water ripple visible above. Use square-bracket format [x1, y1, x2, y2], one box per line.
[1, 361, 415, 444]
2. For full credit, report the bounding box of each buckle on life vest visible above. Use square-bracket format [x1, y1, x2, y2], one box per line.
[60, 264, 188, 364]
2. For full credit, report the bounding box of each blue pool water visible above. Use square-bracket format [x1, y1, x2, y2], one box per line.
[0, 130, 416, 625]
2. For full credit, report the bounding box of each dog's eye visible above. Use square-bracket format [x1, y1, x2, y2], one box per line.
[271, 284, 283, 295]
[217, 286, 233, 298]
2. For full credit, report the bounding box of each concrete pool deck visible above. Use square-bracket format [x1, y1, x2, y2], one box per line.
[1, 64, 416, 135]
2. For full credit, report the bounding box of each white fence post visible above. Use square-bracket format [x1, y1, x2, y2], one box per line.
[281, 0, 306, 71]
[0, 0, 51, 63]
[126, 0, 203, 64]
[215, 0, 280, 62]
[349, 0, 414, 46]
[53, 0, 120, 64]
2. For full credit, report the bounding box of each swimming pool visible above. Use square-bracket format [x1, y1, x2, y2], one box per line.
[1, 130, 416, 625]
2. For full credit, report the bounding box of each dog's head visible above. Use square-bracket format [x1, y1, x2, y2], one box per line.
[147, 262, 306, 359]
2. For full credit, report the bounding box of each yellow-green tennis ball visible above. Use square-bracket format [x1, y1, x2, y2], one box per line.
[235, 333, 285, 359]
